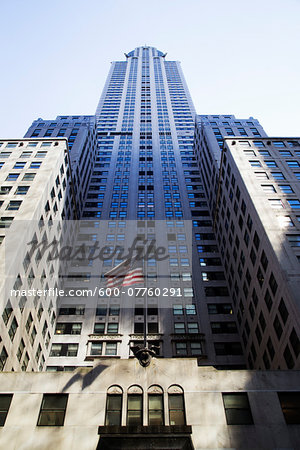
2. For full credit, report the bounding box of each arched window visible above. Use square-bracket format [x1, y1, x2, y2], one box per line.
[148, 385, 164, 425]
[168, 385, 186, 425]
[127, 385, 143, 425]
[105, 385, 123, 426]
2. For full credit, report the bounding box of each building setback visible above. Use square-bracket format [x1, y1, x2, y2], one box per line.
[194, 118, 300, 370]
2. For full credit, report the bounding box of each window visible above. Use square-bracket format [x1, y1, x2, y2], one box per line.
[13, 162, 26, 169]
[0, 152, 11, 158]
[0, 395, 12, 426]
[107, 323, 119, 334]
[186, 304, 196, 315]
[279, 150, 292, 157]
[35, 151, 47, 158]
[2, 301, 12, 325]
[286, 161, 300, 168]
[269, 272, 278, 295]
[255, 172, 269, 179]
[37, 394, 68, 426]
[214, 342, 243, 355]
[222, 393, 253, 425]
[91, 342, 103, 355]
[278, 392, 300, 424]
[0, 186, 12, 195]
[253, 231, 260, 250]
[174, 323, 185, 334]
[55, 323, 82, 335]
[105, 342, 117, 355]
[273, 315, 283, 340]
[260, 251, 268, 271]
[168, 391, 185, 425]
[0, 347, 8, 371]
[22, 173, 36, 181]
[290, 328, 300, 358]
[273, 141, 285, 148]
[109, 305, 120, 316]
[271, 172, 285, 180]
[15, 186, 29, 195]
[211, 322, 237, 334]
[94, 323, 105, 334]
[6, 173, 19, 181]
[30, 161, 42, 169]
[207, 303, 232, 314]
[96, 305, 107, 316]
[59, 305, 85, 315]
[278, 185, 293, 193]
[287, 235, 300, 247]
[265, 161, 277, 168]
[278, 299, 289, 324]
[127, 389, 143, 425]
[261, 185, 276, 193]
[173, 304, 183, 315]
[288, 199, 300, 209]
[148, 388, 164, 425]
[8, 317, 18, 341]
[175, 342, 187, 355]
[249, 160, 261, 167]
[269, 199, 284, 209]
[105, 389, 122, 425]
[187, 322, 199, 333]
[49, 343, 78, 357]
[6, 201, 22, 211]
[190, 342, 202, 355]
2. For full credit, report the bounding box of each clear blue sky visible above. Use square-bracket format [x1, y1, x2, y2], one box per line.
[1, 0, 299, 138]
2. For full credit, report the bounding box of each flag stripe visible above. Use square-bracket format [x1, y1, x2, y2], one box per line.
[104, 257, 144, 288]
[123, 270, 144, 286]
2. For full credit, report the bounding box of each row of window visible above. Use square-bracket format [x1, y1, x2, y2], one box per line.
[1, 389, 298, 428]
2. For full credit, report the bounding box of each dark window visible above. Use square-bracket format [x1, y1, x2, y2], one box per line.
[0, 394, 12, 426]
[105, 394, 122, 426]
[284, 345, 295, 369]
[278, 299, 289, 324]
[253, 232, 260, 250]
[214, 342, 243, 355]
[127, 394, 143, 425]
[222, 393, 253, 425]
[37, 394, 68, 426]
[259, 311, 266, 331]
[207, 303, 232, 314]
[257, 267, 264, 286]
[94, 323, 105, 334]
[269, 273, 278, 295]
[267, 337, 275, 360]
[260, 251, 268, 271]
[96, 305, 107, 316]
[264, 289, 273, 312]
[169, 394, 186, 425]
[273, 315, 283, 340]
[148, 394, 164, 425]
[55, 323, 82, 335]
[290, 328, 300, 358]
[278, 392, 300, 424]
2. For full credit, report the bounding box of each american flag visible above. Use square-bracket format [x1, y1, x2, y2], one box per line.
[104, 257, 144, 288]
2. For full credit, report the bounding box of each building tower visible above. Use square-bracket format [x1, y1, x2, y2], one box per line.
[40, 46, 250, 371]
[0, 46, 299, 450]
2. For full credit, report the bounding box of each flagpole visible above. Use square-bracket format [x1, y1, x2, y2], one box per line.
[143, 297, 147, 349]
[143, 254, 147, 348]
